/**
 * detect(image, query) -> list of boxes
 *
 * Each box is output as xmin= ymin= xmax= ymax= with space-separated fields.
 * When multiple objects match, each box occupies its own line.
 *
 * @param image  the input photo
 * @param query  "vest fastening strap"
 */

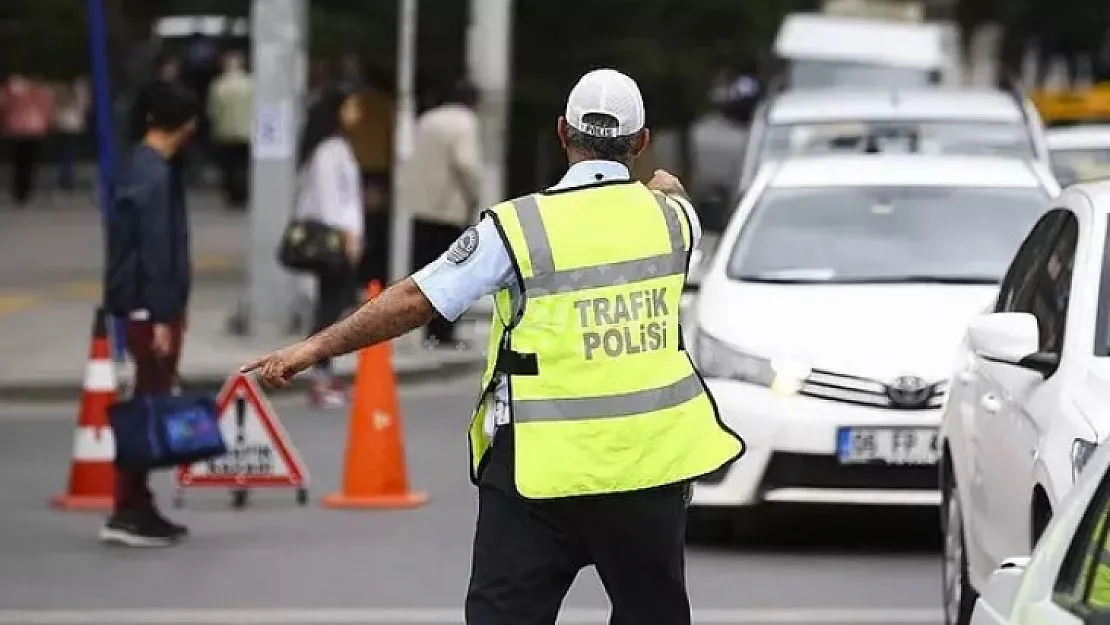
xmin=512 ymin=372 xmax=703 ymax=422
xmin=510 ymin=193 xmax=688 ymax=295
xmin=1101 ymin=550 xmax=1110 ymax=565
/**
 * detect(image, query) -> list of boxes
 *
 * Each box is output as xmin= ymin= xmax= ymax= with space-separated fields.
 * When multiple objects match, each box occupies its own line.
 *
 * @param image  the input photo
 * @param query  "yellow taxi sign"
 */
xmin=1032 ymin=84 xmax=1110 ymax=125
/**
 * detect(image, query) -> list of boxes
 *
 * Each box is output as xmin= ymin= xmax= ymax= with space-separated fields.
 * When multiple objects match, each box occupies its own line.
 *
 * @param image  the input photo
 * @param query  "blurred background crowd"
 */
xmin=2 ymin=0 xmax=1110 ymax=231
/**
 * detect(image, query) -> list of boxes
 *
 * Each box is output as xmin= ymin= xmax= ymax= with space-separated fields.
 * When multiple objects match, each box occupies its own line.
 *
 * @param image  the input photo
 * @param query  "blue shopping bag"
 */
xmin=108 ymin=394 xmax=227 ymax=470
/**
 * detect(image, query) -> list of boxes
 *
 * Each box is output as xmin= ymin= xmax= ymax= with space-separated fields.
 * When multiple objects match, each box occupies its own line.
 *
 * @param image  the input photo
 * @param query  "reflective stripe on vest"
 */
xmin=513 ymin=372 xmax=703 ymax=422
xmin=513 ymin=193 xmax=688 ymax=293
xmin=467 ymin=182 xmax=745 ymax=498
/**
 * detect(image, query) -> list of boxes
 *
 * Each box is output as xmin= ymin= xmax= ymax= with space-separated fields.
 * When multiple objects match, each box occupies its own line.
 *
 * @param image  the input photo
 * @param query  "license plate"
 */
xmin=836 ymin=427 xmax=939 ymax=465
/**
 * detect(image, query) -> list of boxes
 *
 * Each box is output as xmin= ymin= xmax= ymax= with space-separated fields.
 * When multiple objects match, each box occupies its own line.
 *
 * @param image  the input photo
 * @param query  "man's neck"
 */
xmin=567 ymin=153 xmax=630 ymax=168
xmin=143 ymin=134 xmax=176 ymax=159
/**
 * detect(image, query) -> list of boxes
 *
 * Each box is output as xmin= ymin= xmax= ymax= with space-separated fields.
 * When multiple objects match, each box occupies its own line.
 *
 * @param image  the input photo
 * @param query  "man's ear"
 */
xmin=633 ymin=128 xmax=651 ymax=157
xmin=556 ymin=116 xmax=570 ymax=150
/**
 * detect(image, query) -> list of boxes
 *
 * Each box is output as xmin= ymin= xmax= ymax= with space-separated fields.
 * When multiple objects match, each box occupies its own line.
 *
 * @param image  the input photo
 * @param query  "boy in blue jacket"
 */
xmin=103 ymin=82 xmax=197 ymax=547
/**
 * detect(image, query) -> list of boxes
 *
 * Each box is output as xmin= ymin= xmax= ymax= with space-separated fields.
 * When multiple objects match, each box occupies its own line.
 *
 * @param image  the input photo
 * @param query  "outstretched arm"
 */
xmin=308 ymin=277 xmax=436 ymax=360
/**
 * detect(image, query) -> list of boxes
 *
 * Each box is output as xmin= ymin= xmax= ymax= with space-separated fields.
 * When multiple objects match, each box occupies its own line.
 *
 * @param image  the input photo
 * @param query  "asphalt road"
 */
xmin=0 ymin=373 xmax=944 ymax=625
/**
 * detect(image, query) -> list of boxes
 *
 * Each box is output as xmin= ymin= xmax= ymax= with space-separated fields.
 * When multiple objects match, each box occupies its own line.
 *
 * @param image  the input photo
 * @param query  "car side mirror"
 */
xmin=968 ymin=312 xmax=1039 ymax=363
xmin=972 ymin=556 xmax=1029 ymax=622
xmin=968 ymin=312 xmax=1059 ymax=377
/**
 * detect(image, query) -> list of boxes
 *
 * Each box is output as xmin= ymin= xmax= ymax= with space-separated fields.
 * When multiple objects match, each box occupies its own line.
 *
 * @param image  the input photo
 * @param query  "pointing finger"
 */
xmin=240 ymin=357 xmax=267 ymax=374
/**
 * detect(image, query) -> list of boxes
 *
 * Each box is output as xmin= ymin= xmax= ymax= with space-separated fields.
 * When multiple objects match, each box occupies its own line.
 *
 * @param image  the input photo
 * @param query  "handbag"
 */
xmin=108 ymin=393 xmax=227 ymax=470
xmin=277 ymin=218 xmax=348 ymax=274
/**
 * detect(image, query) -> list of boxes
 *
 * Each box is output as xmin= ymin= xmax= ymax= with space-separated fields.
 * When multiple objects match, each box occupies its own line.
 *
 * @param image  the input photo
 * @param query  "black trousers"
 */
xmin=217 ymin=141 xmax=249 ymax=208
xmin=10 ymin=138 xmax=39 ymax=204
xmin=358 ymin=171 xmax=392 ymax=287
xmin=466 ymin=436 xmax=692 ymax=625
xmin=411 ymin=218 xmax=464 ymax=343
xmin=311 ymin=265 xmax=355 ymax=372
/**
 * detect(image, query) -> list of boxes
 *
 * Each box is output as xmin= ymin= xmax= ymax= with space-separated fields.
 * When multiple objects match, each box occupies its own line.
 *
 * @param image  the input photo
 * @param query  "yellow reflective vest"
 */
xmin=468 ymin=180 xmax=745 ymax=498
xmin=1077 ymin=508 xmax=1110 ymax=608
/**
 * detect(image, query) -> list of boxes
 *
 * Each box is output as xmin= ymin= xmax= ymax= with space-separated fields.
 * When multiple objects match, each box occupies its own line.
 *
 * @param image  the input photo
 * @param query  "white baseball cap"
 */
xmin=564 ymin=69 xmax=646 ymax=138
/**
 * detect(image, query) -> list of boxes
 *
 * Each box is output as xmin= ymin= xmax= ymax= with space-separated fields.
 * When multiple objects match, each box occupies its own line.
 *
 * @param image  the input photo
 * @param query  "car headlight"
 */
xmin=693 ymin=331 xmax=810 ymax=395
xmin=1072 ymin=438 xmax=1098 ymax=483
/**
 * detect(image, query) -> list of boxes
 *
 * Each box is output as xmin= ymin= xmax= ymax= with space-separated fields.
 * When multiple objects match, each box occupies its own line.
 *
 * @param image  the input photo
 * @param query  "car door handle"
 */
xmin=980 ymin=394 xmax=1002 ymax=414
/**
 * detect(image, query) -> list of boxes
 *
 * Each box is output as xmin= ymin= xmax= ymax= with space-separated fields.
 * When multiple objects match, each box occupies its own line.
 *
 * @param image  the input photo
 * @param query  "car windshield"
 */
xmin=727 ymin=186 xmax=1047 ymax=284
xmin=761 ymin=121 xmax=1035 ymax=162
xmin=1050 ymin=147 xmax=1110 ymax=184
xmin=787 ymin=59 xmax=932 ymax=88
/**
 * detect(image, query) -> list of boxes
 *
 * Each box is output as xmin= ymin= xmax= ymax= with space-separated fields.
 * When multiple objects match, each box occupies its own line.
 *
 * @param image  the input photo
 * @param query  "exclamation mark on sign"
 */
xmin=235 ymin=395 xmax=247 ymax=479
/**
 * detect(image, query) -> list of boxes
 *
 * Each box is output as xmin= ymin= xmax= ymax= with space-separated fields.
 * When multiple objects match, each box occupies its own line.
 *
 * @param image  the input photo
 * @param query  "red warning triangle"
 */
xmin=175 ymin=374 xmax=309 ymax=488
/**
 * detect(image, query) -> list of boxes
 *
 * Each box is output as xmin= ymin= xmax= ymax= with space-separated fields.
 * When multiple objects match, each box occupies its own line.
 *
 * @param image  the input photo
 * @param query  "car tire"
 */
xmin=942 ymin=479 xmax=978 ymax=625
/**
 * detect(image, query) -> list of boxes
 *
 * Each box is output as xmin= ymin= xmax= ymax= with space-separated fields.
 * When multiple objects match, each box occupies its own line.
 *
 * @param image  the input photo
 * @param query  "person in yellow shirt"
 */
xmin=207 ymin=51 xmax=253 ymax=209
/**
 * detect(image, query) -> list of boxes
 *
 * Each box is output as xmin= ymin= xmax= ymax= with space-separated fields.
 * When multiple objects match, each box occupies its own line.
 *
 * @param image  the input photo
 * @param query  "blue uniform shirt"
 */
xmin=412 ymin=160 xmax=703 ymax=436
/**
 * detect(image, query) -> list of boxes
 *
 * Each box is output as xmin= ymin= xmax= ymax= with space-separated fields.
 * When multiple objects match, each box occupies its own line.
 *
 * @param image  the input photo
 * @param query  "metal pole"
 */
xmin=245 ymin=0 xmax=306 ymax=336
xmin=86 ymin=0 xmax=127 ymax=361
xmin=467 ymin=0 xmax=514 ymax=208
xmin=388 ymin=0 xmax=419 ymax=286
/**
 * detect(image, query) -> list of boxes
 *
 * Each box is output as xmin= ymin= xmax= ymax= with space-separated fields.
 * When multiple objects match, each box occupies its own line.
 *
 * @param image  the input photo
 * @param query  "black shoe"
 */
xmin=149 ymin=509 xmax=189 ymax=540
xmin=98 ymin=510 xmax=179 ymax=547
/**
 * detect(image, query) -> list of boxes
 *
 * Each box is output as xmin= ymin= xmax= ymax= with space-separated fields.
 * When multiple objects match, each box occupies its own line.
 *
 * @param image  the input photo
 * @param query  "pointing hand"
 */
xmin=240 ymin=340 xmax=322 ymax=388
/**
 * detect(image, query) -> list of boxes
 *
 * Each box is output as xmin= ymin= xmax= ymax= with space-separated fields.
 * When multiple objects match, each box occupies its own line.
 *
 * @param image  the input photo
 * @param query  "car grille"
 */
xmin=760 ymin=452 xmax=938 ymax=491
xmin=800 ymin=369 xmax=947 ymax=410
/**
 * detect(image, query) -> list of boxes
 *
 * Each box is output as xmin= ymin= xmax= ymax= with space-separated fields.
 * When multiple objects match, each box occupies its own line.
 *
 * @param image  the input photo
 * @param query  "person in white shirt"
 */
xmin=292 ymin=88 xmax=365 ymax=408
xmin=407 ymin=78 xmax=482 ymax=349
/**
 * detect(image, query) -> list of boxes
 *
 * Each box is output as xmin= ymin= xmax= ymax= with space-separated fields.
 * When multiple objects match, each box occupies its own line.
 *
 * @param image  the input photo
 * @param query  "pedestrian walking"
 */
xmin=0 ymin=73 xmax=54 ymax=205
xmin=242 ymin=68 xmax=745 ymax=624
xmin=101 ymin=82 xmax=198 ymax=547
xmin=208 ymin=51 xmax=253 ymax=209
xmin=291 ymin=87 xmax=364 ymax=409
xmin=408 ymin=78 xmax=482 ymax=350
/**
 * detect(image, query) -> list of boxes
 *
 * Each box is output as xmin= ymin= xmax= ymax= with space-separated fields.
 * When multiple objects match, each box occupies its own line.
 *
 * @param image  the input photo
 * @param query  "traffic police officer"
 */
xmin=243 ymin=68 xmax=745 ymax=625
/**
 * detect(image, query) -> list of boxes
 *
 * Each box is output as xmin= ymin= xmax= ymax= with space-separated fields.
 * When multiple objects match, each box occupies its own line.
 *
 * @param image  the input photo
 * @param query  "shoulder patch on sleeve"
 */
xmin=445 ymin=226 xmax=480 ymax=264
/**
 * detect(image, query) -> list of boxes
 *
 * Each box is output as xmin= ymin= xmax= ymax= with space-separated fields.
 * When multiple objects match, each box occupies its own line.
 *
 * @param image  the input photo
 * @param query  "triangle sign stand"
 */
xmin=174 ymin=373 xmax=310 ymax=509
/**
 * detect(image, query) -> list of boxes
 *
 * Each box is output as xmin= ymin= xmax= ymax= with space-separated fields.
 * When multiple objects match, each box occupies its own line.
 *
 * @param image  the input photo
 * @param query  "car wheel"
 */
xmin=942 ymin=479 xmax=978 ymax=625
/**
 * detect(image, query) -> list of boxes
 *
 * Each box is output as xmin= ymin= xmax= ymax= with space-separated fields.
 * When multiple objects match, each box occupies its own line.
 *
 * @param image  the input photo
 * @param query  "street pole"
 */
xmin=388 ymin=0 xmax=419 ymax=286
xmin=85 ymin=0 xmax=128 ymax=361
xmin=467 ymin=0 xmax=514 ymax=208
xmin=244 ymin=0 xmax=307 ymax=337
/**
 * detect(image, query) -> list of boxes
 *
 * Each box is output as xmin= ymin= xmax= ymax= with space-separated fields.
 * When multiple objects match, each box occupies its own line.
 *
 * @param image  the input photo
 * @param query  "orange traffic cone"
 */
xmin=51 ymin=308 xmax=118 ymax=511
xmin=323 ymin=281 xmax=428 ymax=509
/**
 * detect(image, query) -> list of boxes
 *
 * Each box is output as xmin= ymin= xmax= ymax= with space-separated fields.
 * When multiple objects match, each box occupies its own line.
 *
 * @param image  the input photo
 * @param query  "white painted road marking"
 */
xmin=0 ymin=608 xmax=942 ymax=624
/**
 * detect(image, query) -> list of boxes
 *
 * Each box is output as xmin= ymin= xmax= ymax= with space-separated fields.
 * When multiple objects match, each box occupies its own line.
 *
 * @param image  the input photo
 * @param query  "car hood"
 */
xmin=695 ymin=280 xmax=998 ymax=381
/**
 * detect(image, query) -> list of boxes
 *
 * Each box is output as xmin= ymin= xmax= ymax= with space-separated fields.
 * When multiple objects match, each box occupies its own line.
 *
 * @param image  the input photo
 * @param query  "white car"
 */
xmin=736 ymin=87 xmax=1051 ymax=195
xmin=687 ymin=153 xmax=1059 ymax=538
xmin=967 ymin=418 xmax=1110 ymax=625
xmin=941 ymin=180 xmax=1110 ymax=625
xmin=1046 ymin=125 xmax=1110 ymax=186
